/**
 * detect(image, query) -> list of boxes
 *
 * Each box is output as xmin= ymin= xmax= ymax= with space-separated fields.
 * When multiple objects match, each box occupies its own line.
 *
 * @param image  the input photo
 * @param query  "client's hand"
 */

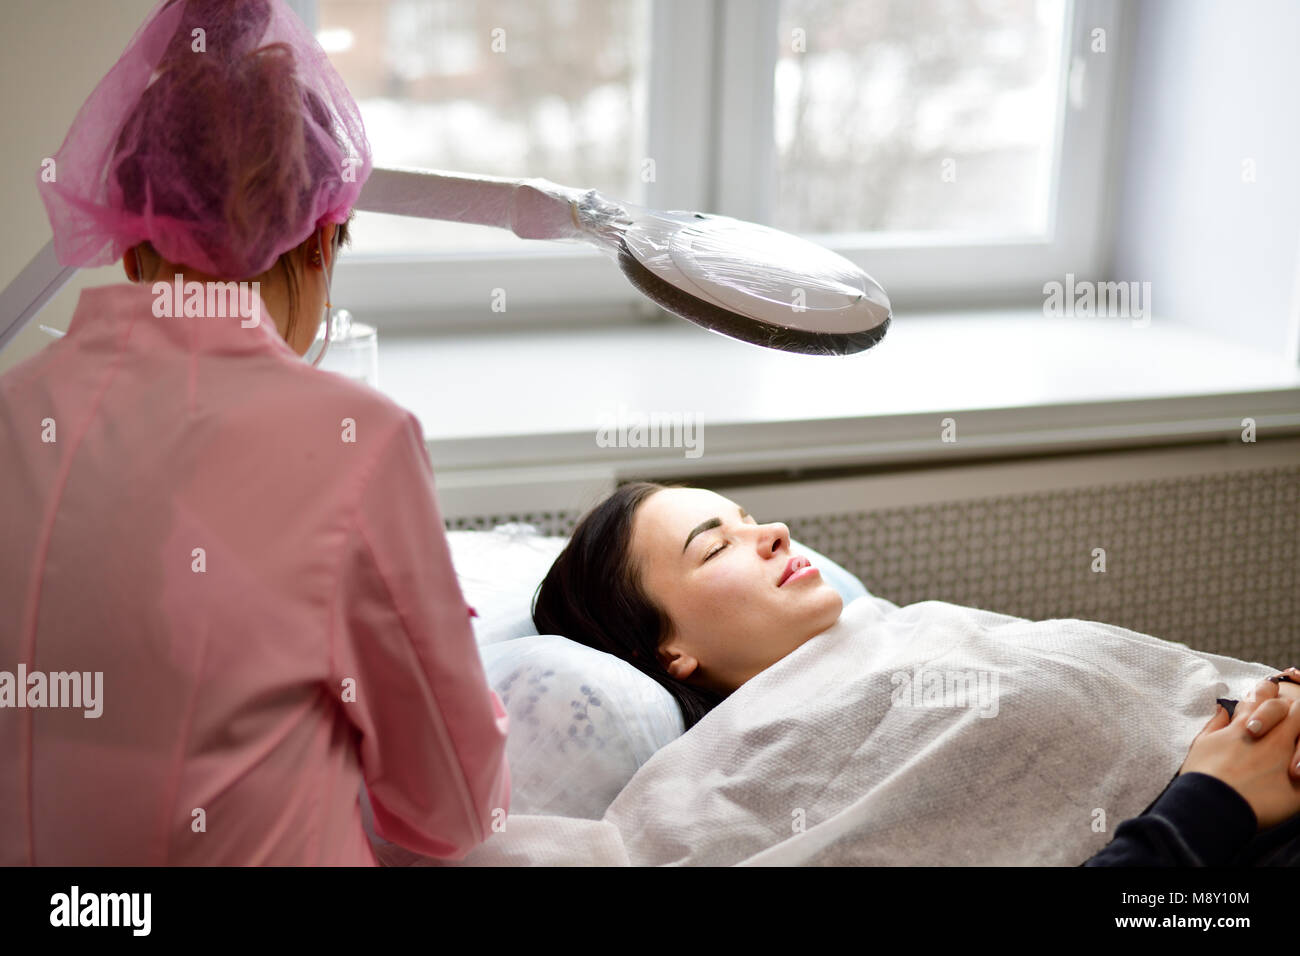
xmin=1178 ymin=676 xmax=1300 ymax=831
xmin=1273 ymin=668 xmax=1300 ymax=705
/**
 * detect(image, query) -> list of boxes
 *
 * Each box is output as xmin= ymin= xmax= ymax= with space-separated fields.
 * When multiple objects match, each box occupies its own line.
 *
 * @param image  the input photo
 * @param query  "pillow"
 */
xmin=446 ymin=524 xmax=567 ymax=645
xmin=479 ymin=635 xmax=684 ymax=819
xmin=446 ymin=523 xmax=875 ymax=818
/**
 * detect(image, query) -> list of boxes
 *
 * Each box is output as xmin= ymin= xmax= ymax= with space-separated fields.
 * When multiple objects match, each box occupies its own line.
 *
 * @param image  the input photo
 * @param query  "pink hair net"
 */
xmin=38 ymin=0 xmax=372 ymax=280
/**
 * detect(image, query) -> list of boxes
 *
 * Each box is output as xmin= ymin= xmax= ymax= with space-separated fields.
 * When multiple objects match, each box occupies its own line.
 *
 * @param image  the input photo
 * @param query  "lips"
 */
xmin=778 ymin=555 xmax=811 ymax=587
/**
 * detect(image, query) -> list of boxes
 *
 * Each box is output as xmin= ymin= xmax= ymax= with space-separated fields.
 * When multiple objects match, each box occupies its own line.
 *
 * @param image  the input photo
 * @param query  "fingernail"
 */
xmin=1247 ymin=719 xmax=1262 ymax=733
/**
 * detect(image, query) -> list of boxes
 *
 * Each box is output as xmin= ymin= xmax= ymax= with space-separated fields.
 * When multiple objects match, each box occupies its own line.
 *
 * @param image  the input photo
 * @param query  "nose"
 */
xmin=758 ymin=521 xmax=790 ymax=555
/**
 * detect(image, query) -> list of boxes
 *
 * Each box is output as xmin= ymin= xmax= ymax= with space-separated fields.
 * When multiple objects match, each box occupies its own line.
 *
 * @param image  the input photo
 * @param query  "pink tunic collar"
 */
xmin=64 ymin=281 xmax=299 ymax=360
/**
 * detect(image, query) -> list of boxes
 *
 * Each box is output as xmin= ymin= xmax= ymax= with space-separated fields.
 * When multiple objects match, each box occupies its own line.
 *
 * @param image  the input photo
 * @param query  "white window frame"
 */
xmin=304 ymin=0 xmax=1129 ymax=331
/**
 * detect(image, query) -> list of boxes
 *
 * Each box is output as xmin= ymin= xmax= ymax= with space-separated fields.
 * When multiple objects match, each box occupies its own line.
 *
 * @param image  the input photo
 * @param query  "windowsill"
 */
xmin=369 ymin=308 xmax=1300 ymax=482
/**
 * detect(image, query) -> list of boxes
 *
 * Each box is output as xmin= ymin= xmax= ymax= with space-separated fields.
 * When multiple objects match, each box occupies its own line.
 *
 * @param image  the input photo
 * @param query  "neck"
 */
xmin=142 ymin=260 xmax=294 ymax=344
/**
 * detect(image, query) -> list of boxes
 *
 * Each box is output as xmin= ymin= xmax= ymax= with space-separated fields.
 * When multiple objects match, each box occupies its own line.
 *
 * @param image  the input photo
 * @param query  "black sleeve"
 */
xmin=1082 ymin=771 xmax=1258 ymax=866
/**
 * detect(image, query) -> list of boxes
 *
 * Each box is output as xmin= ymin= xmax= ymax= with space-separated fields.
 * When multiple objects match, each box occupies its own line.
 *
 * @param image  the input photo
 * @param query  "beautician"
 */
xmin=0 ymin=0 xmax=508 ymax=864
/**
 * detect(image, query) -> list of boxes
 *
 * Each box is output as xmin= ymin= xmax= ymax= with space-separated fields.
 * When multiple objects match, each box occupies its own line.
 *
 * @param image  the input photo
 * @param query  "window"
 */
xmin=315 ymin=0 xmax=651 ymax=256
xmin=770 ymin=0 xmax=1066 ymax=237
xmin=297 ymin=0 xmax=1124 ymax=329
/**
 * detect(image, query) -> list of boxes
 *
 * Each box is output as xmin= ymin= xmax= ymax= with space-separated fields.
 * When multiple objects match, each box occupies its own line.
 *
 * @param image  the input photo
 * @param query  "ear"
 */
xmin=307 ymin=224 xmax=338 ymax=271
xmin=658 ymin=643 xmax=699 ymax=680
xmin=306 ymin=232 xmax=322 ymax=271
xmin=122 ymin=245 xmax=144 ymax=283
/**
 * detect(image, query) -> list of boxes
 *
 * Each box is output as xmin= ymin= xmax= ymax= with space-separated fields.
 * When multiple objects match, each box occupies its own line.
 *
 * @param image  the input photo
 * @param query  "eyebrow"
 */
xmin=682 ymin=506 xmax=749 ymax=554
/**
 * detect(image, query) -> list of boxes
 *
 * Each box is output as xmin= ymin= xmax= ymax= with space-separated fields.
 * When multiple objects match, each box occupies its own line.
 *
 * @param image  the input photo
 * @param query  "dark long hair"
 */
xmin=531 ymin=481 xmax=728 ymax=731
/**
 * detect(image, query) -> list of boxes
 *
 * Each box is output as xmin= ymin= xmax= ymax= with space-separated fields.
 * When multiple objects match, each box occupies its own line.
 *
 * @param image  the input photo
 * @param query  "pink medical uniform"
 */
xmin=0 ymin=282 xmax=509 ymax=864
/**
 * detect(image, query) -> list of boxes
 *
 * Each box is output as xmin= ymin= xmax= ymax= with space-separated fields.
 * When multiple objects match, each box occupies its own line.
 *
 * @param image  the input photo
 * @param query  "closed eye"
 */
xmin=690 ymin=506 xmax=756 ymax=563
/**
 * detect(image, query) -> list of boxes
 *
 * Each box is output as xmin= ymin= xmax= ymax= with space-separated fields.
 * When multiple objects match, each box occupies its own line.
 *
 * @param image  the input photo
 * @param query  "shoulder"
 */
xmin=268 ymin=364 xmax=421 ymax=443
xmin=0 ymin=337 xmax=61 ymax=396
xmin=224 ymin=361 xmax=427 ymax=493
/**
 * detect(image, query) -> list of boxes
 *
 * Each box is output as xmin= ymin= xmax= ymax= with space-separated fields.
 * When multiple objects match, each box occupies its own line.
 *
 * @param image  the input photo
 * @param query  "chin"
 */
xmin=816 ymin=585 xmax=845 ymax=622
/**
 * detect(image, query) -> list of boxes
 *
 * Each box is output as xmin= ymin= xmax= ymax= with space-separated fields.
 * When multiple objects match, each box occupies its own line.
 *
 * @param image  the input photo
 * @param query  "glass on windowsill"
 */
xmin=318 ymin=309 xmax=379 ymax=389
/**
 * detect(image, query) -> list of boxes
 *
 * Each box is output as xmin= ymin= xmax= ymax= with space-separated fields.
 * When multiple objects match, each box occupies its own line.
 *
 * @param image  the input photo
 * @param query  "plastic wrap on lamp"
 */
xmin=574 ymin=199 xmax=892 ymax=356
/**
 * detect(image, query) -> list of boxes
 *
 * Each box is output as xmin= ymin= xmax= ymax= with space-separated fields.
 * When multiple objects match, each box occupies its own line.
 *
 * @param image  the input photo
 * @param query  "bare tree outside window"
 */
xmin=317 ymin=0 xmax=1065 ymax=254
xmin=317 ymin=0 xmax=651 ymax=254
xmin=774 ymin=0 xmax=1066 ymax=236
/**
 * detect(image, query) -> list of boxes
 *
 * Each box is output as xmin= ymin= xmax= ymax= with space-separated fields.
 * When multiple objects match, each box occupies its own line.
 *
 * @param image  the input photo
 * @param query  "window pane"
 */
xmin=316 ymin=0 xmax=652 ymax=254
xmin=773 ymin=0 xmax=1067 ymax=237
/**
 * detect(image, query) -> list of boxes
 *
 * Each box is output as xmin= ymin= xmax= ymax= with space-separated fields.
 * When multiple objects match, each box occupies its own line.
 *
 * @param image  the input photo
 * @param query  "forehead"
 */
xmin=635 ymin=488 xmax=738 ymax=544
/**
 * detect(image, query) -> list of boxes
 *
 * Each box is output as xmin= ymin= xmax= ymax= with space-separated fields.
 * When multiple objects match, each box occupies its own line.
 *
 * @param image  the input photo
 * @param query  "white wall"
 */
xmin=1109 ymin=0 xmax=1300 ymax=363
xmin=0 ymin=0 xmax=157 ymax=377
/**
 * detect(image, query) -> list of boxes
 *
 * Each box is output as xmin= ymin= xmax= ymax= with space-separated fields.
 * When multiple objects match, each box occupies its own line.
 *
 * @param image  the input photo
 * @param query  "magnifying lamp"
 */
xmin=0 ymin=167 xmax=891 ymax=357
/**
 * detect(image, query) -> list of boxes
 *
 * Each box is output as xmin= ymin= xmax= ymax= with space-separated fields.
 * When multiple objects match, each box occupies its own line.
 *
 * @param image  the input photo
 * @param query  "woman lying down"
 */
xmin=525 ymin=482 xmax=1300 ymax=867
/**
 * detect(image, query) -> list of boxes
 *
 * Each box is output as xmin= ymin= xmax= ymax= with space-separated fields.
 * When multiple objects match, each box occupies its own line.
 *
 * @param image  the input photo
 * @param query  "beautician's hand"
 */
xmin=1178 ymin=677 xmax=1300 ymax=830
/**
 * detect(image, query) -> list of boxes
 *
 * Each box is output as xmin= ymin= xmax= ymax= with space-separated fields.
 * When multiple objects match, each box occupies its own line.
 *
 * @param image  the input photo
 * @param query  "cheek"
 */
xmin=694 ymin=561 xmax=767 ymax=610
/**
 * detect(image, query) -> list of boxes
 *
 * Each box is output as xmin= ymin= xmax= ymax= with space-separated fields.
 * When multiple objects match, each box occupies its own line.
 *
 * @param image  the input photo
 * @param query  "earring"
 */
xmin=309 ymin=247 xmax=322 ymax=267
